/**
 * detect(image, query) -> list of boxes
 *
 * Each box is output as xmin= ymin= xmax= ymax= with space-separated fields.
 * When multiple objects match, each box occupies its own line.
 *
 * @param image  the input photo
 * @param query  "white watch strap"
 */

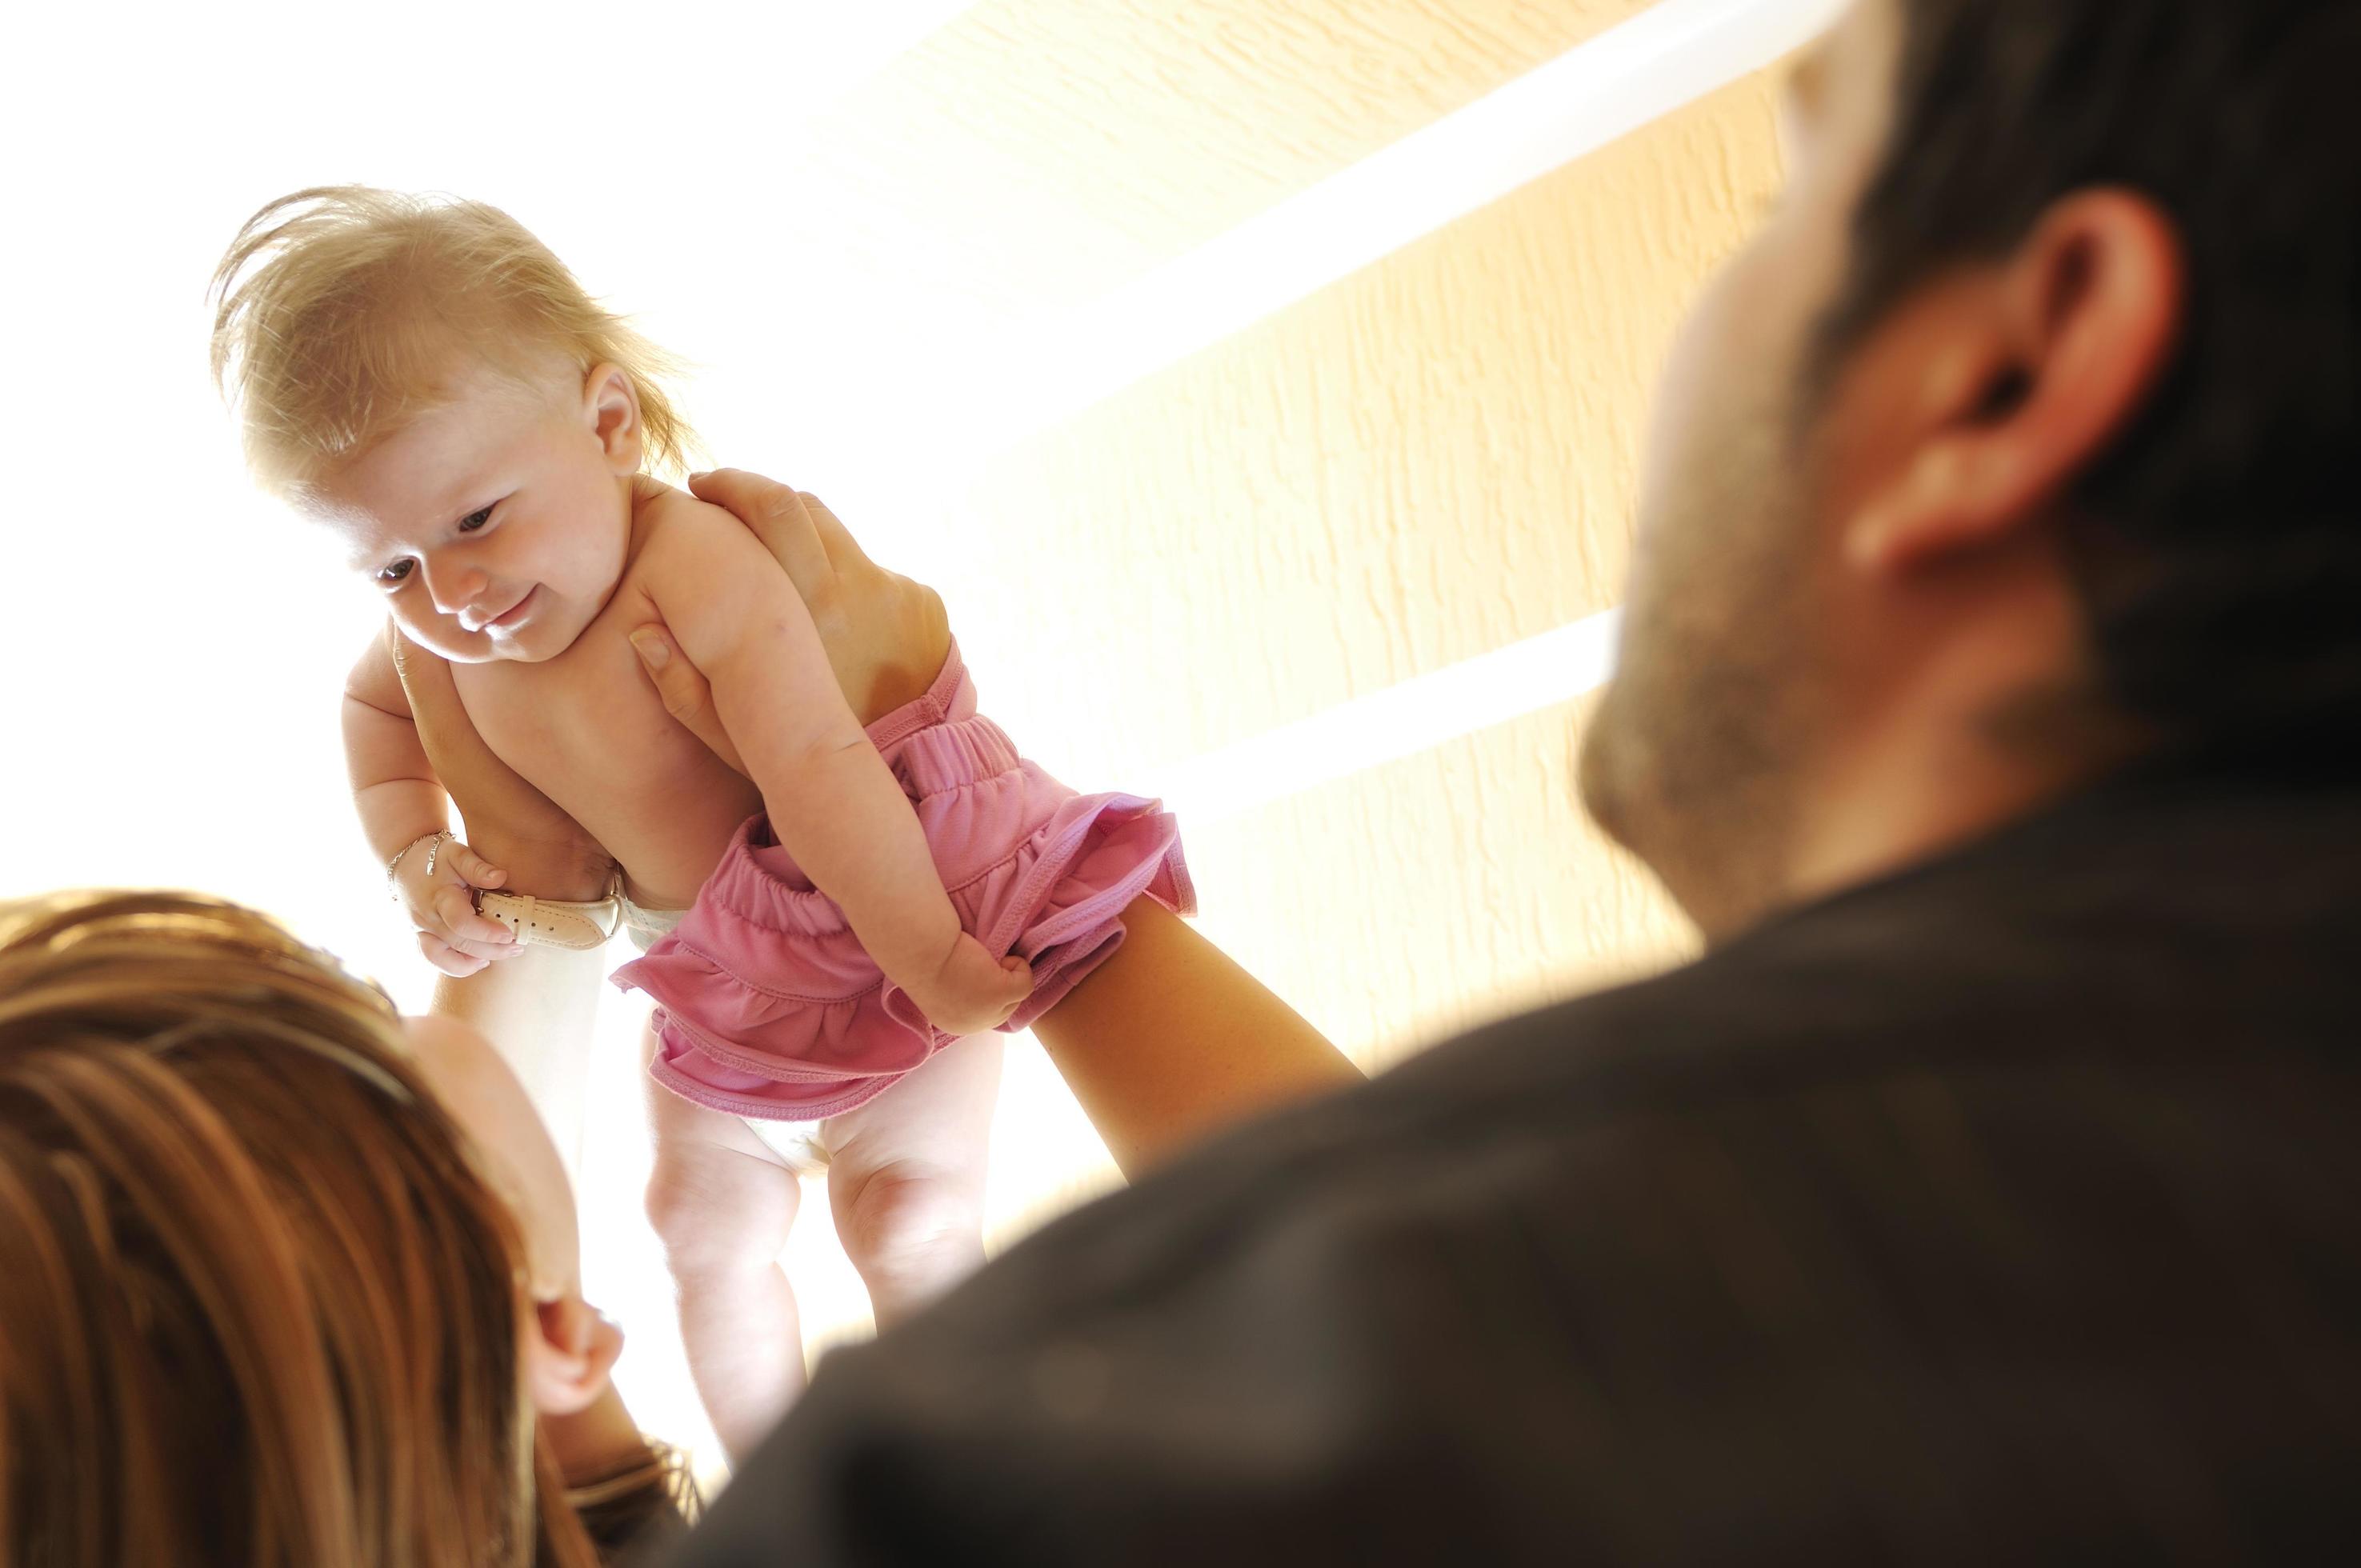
xmin=477 ymin=890 xmax=624 ymax=951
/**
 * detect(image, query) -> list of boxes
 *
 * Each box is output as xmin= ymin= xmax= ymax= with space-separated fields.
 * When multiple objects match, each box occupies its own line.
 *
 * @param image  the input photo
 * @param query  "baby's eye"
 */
xmin=375 ymin=559 xmax=415 ymax=588
xmin=458 ymin=506 xmax=494 ymax=534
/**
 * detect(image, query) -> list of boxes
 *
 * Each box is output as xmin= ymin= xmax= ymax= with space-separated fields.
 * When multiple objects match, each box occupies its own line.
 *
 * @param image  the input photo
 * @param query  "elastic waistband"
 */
xmin=865 ymin=637 xmax=976 ymax=750
xmin=863 ymin=637 xmax=1020 ymax=800
xmin=893 ymin=714 xmax=1022 ymax=799
xmin=693 ymin=816 xmax=842 ymax=938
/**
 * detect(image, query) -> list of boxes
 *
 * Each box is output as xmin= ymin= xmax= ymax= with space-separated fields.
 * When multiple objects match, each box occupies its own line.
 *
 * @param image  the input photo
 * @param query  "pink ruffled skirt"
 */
xmin=614 ymin=642 xmax=1193 ymax=1123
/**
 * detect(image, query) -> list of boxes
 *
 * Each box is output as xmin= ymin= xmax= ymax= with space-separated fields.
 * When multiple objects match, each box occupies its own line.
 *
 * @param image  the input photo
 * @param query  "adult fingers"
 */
xmin=630 ymin=624 xmax=748 ymax=774
xmin=795 ymin=491 xmax=878 ymax=572
xmin=688 ymin=468 xmax=833 ymax=589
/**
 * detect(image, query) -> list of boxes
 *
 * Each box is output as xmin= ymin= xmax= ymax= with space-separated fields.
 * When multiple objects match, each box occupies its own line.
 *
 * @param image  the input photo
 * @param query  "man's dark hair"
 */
xmin=1818 ymin=1 xmax=2361 ymax=747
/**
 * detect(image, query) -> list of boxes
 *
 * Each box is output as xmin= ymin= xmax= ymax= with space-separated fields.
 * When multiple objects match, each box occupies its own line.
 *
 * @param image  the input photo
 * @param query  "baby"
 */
xmin=209 ymin=188 xmax=1191 ymax=1457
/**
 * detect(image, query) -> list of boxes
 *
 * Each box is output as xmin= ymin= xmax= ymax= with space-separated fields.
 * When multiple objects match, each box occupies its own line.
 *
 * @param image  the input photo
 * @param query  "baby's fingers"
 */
xmin=432 ymin=883 xmax=522 ymax=953
xmin=420 ymin=930 xmax=492 ymax=978
xmin=913 ymin=937 xmax=1034 ymax=1036
xmin=960 ymin=938 xmax=1035 ymax=1025
xmin=444 ymin=840 xmax=507 ymax=890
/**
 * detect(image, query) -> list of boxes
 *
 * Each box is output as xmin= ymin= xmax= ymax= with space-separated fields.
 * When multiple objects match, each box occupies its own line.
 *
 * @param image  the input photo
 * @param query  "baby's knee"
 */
xmin=644 ymin=1153 xmax=796 ymax=1274
xmin=833 ymin=1162 xmax=982 ymax=1279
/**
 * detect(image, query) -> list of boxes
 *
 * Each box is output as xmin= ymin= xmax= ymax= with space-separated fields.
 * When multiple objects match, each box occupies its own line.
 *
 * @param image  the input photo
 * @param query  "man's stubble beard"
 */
xmin=1578 ymin=376 xmax=1831 ymax=942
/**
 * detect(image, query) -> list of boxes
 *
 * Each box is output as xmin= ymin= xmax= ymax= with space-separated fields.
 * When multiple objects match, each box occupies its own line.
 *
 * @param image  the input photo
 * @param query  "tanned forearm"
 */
xmin=1034 ymin=898 xmax=1363 ymax=1177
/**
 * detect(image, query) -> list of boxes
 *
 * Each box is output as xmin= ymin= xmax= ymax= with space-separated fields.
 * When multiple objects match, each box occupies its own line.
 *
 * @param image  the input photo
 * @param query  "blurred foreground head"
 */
xmin=0 ymin=890 xmax=627 ymax=1566
xmin=1583 ymin=0 xmax=2361 ymax=933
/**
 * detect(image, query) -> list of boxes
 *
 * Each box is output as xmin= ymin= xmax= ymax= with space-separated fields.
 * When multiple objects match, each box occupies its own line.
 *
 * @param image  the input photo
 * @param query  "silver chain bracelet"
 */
xmin=385 ymin=830 xmax=454 ymax=900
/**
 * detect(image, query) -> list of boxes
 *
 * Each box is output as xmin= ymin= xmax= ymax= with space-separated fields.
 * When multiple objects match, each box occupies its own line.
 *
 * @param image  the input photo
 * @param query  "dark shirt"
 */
xmin=673 ymin=758 xmax=2361 ymax=1563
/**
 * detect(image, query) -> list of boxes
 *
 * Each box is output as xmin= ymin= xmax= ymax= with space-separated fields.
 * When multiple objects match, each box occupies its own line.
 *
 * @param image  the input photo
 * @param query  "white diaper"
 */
xmin=478 ymin=879 xmax=832 ymax=1174
xmin=626 ymin=898 xmax=831 ymax=1178
xmin=743 ymin=1117 xmax=831 ymax=1175
xmin=618 ymin=891 xmax=685 ymax=955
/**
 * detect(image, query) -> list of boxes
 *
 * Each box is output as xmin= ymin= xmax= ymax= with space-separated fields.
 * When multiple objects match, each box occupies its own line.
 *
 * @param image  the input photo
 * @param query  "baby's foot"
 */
xmin=911 ymin=932 xmax=1034 ymax=1036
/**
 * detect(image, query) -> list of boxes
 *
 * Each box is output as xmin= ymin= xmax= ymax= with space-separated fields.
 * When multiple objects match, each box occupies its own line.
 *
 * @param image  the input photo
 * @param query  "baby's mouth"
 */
xmin=471 ymin=587 xmax=539 ymax=635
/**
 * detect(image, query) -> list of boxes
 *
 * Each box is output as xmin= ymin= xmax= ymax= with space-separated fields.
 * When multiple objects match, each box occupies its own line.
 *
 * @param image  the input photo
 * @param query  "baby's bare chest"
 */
xmin=451 ymin=613 xmax=760 ymax=906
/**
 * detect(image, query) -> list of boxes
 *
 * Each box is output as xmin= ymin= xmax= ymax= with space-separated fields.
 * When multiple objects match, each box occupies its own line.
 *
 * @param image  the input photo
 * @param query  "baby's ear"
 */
xmin=526 ymin=1293 xmax=624 ymax=1417
xmin=583 ymin=362 xmax=645 ymax=474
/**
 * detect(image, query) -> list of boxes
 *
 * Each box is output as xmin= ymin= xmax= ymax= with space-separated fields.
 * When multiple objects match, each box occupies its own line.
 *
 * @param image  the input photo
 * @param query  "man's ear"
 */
xmin=1847 ymin=189 xmax=2185 ymax=574
xmin=526 ymin=1293 xmax=625 ymax=1418
xmin=583 ymin=362 xmax=645 ymax=475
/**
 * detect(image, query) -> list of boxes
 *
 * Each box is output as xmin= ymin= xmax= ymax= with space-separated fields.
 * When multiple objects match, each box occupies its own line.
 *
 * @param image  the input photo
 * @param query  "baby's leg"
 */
xmin=823 ymin=1034 xmax=1006 ymax=1327
xmin=642 ymin=1025 xmax=806 ymax=1462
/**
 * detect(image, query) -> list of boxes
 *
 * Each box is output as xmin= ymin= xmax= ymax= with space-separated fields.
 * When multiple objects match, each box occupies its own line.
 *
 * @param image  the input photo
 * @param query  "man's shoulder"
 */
xmin=695 ymin=946 xmax=2361 ymax=1562
xmin=680 ymin=773 xmax=2361 ymax=1563
xmin=889 ymin=762 xmax=2361 ymax=1328
xmin=1013 ymin=762 xmax=2361 ymax=1290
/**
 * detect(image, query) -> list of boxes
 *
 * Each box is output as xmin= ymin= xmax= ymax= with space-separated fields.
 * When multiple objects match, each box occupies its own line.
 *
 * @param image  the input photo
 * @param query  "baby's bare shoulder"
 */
xmin=631 ymin=482 xmax=754 ymax=563
xmin=626 ymin=481 xmax=783 ymax=610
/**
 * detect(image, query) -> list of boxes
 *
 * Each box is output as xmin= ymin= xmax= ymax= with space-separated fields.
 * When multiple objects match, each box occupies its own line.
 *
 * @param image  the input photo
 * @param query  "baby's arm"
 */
xmin=344 ymin=626 xmax=523 ymax=976
xmin=638 ymin=499 xmax=1030 ymax=1034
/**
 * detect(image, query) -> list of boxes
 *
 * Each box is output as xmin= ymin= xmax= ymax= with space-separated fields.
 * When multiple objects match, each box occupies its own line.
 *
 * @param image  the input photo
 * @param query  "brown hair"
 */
xmin=0 ymin=890 xmax=679 ymax=1565
xmin=208 ymin=186 xmax=698 ymax=495
xmin=1815 ymin=0 xmax=2361 ymax=749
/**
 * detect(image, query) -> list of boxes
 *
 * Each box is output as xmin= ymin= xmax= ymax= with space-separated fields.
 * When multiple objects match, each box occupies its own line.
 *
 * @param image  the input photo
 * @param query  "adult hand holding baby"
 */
xmin=627 ymin=470 xmax=950 ymax=748
xmin=629 ymin=466 xmax=1358 ymax=1178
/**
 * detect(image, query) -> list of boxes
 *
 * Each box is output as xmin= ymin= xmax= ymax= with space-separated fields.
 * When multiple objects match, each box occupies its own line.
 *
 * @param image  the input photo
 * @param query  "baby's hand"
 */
xmin=393 ymin=832 xmax=523 ymax=978
xmin=910 ymin=934 xmax=1034 ymax=1037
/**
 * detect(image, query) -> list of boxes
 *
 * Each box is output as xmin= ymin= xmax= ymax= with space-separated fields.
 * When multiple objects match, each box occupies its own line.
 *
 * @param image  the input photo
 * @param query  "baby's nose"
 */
xmin=422 ymin=555 xmax=488 ymax=617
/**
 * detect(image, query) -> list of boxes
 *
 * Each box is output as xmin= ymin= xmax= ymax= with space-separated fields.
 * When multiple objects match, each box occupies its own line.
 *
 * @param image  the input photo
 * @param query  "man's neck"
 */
xmin=1756 ymin=705 xmax=2148 ymax=944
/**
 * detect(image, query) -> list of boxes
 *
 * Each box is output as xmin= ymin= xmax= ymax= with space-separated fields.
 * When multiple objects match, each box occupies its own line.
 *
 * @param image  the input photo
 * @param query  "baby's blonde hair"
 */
xmin=209 ymin=186 xmax=696 ymax=495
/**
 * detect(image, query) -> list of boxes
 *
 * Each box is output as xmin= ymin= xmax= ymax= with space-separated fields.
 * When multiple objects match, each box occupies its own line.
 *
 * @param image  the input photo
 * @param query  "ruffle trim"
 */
xmin=618 ymin=794 xmax=1191 ymax=1122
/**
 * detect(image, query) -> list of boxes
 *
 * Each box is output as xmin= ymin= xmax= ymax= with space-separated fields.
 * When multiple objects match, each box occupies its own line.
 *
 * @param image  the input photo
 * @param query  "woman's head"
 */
xmin=209 ymin=187 xmax=698 ymax=665
xmin=0 ymin=890 xmax=633 ymax=1565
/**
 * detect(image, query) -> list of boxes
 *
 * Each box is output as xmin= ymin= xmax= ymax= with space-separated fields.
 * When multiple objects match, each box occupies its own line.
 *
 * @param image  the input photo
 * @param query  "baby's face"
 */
xmin=305 ymin=361 xmax=635 ymax=664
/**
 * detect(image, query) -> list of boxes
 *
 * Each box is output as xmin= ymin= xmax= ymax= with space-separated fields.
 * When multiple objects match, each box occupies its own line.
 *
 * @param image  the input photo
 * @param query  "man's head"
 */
xmin=209 ymin=187 xmax=696 ymax=662
xmin=1582 ymin=0 xmax=2361 ymax=936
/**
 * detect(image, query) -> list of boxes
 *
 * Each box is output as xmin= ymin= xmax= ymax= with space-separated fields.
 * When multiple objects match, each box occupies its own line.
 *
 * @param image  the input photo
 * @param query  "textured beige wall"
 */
xmin=796 ymin=0 xmax=1663 ymax=315
xmin=946 ymin=73 xmax=1788 ymax=1226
